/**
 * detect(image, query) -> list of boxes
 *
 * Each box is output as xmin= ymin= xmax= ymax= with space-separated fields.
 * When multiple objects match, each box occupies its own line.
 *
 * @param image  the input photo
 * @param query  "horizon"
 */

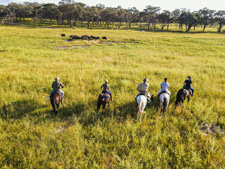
xmin=0 ymin=0 xmax=225 ymax=11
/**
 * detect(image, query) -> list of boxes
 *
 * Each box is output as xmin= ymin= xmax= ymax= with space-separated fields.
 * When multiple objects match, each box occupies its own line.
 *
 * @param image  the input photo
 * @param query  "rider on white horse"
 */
xmin=157 ymin=78 xmax=171 ymax=98
xmin=136 ymin=78 xmax=151 ymax=101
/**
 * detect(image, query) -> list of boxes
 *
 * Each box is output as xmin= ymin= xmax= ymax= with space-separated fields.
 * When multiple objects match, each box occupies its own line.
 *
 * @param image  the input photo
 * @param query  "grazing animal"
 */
xmin=102 ymin=36 xmax=107 ymax=40
xmin=136 ymin=94 xmax=153 ymax=122
xmin=60 ymin=34 xmax=66 ymax=38
xmin=89 ymin=35 xmax=94 ymax=40
xmin=50 ymin=91 xmax=63 ymax=117
xmin=97 ymin=93 xmax=111 ymax=111
xmin=159 ymin=93 xmax=170 ymax=115
xmin=175 ymin=88 xmax=191 ymax=107
xmin=81 ymin=35 xmax=89 ymax=40
xmin=72 ymin=35 xmax=82 ymax=39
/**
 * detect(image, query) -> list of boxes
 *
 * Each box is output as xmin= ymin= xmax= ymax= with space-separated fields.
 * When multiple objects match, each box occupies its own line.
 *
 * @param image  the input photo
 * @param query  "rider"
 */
xmin=101 ymin=80 xmax=112 ymax=100
xmin=183 ymin=76 xmax=194 ymax=96
xmin=157 ymin=78 xmax=171 ymax=97
xmin=50 ymin=77 xmax=64 ymax=99
xmin=136 ymin=78 xmax=151 ymax=100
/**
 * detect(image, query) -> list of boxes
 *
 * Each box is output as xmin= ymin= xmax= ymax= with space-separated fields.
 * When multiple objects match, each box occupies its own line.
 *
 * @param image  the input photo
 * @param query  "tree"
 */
xmin=59 ymin=0 xmax=76 ymax=27
xmin=199 ymin=8 xmax=215 ymax=32
xmin=215 ymin=10 xmax=225 ymax=32
xmin=143 ymin=5 xmax=160 ymax=30
xmin=0 ymin=5 xmax=7 ymax=17
xmin=158 ymin=10 xmax=171 ymax=30
xmin=42 ymin=3 xmax=59 ymax=24
xmin=101 ymin=7 xmax=118 ymax=28
xmin=125 ymin=7 xmax=139 ymax=29
xmin=6 ymin=3 xmax=21 ymax=22
xmin=171 ymin=9 xmax=181 ymax=28
xmin=179 ymin=11 xmax=198 ymax=32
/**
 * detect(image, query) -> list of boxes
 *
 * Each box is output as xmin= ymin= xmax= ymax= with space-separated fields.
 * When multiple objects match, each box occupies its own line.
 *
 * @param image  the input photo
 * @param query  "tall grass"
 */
xmin=0 ymin=25 xmax=224 ymax=168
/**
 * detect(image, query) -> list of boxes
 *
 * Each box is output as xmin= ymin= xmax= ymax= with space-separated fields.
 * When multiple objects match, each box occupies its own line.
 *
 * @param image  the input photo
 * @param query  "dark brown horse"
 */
xmin=97 ymin=93 xmax=111 ymax=111
xmin=175 ymin=88 xmax=191 ymax=107
xmin=50 ymin=92 xmax=63 ymax=116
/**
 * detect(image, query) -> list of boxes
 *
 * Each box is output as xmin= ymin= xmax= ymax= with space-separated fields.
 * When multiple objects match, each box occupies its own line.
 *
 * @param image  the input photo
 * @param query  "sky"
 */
xmin=1 ymin=0 xmax=225 ymax=11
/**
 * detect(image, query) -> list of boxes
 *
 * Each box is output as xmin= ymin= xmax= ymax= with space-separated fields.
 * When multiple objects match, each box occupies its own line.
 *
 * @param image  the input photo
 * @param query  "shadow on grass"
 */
xmin=0 ymin=99 xmax=48 ymax=120
xmin=1 ymin=22 xmax=224 ymax=35
xmin=0 ymin=94 xmax=176 ymax=127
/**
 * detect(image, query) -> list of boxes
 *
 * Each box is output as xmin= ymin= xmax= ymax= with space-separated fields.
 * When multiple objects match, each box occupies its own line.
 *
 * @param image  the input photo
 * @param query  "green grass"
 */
xmin=0 ymin=25 xmax=225 ymax=168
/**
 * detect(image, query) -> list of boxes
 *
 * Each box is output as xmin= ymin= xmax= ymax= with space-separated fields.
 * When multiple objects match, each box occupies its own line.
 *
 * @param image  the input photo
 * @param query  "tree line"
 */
xmin=0 ymin=0 xmax=225 ymax=32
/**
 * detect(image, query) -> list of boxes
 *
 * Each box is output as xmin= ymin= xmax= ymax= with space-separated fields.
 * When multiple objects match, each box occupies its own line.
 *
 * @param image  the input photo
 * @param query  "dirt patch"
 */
xmin=56 ymin=45 xmax=90 ymax=49
xmin=99 ymin=41 xmax=138 ymax=44
xmin=43 ymin=27 xmax=59 ymax=29
xmin=57 ymin=41 xmax=138 ymax=49
xmin=198 ymin=122 xmax=224 ymax=136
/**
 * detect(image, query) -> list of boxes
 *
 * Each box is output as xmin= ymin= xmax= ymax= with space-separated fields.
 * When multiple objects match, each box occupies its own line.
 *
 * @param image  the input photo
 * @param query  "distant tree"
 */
xmin=34 ymin=5 xmax=43 ymax=24
xmin=116 ymin=6 xmax=126 ymax=29
xmin=0 ymin=5 xmax=7 ymax=17
xmin=199 ymin=8 xmax=215 ymax=32
xmin=101 ymin=7 xmax=118 ymax=28
xmin=42 ymin=3 xmax=59 ymax=24
xmin=143 ymin=5 xmax=160 ymax=30
xmin=6 ymin=3 xmax=20 ymax=22
xmin=125 ymin=7 xmax=139 ymax=29
xmin=215 ymin=10 xmax=225 ymax=32
xmin=179 ymin=11 xmax=199 ymax=32
xmin=73 ymin=2 xmax=86 ymax=27
xmin=84 ymin=6 xmax=101 ymax=28
xmin=158 ymin=10 xmax=171 ymax=30
xmin=59 ymin=0 xmax=76 ymax=27
xmin=95 ymin=4 xmax=105 ymax=27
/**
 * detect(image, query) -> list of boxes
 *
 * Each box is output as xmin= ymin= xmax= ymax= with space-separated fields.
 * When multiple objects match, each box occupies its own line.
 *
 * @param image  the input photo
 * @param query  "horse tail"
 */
xmin=97 ymin=94 xmax=101 ymax=109
xmin=137 ymin=96 xmax=144 ymax=113
xmin=50 ymin=94 xmax=57 ymax=113
xmin=163 ymin=97 xmax=168 ymax=112
xmin=175 ymin=93 xmax=180 ymax=106
xmin=54 ymin=97 xmax=58 ymax=112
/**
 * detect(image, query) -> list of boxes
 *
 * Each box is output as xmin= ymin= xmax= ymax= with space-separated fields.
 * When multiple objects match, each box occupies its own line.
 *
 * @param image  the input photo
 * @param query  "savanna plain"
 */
xmin=0 ymin=25 xmax=225 ymax=168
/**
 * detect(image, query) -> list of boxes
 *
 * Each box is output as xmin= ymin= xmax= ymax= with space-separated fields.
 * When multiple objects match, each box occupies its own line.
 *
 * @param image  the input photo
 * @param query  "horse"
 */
xmin=97 ymin=93 xmax=111 ymax=111
xmin=50 ymin=91 xmax=63 ymax=116
xmin=136 ymin=94 xmax=154 ymax=122
xmin=159 ymin=93 xmax=170 ymax=115
xmin=175 ymin=88 xmax=191 ymax=108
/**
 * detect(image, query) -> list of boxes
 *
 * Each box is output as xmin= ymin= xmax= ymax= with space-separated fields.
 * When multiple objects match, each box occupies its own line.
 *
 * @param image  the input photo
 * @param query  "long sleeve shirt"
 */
xmin=52 ymin=81 xmax=64 ymax=90
xmin=101 ymin=83 xmax=109 ymax=92
xmin=137 ymin=82 xmax=149 ymax=92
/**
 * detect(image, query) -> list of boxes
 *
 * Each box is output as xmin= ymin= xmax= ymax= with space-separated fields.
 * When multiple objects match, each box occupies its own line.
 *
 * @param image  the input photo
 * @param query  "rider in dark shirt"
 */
xmin=183 ymin=76 xmax=194 ymax=96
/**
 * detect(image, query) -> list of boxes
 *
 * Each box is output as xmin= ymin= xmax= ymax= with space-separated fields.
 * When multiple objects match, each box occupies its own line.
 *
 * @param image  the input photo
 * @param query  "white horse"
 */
xmin=136 ymin=95 xmax=148 ymax=122
xmin=159 ymin=93 xmax=170 ymax=115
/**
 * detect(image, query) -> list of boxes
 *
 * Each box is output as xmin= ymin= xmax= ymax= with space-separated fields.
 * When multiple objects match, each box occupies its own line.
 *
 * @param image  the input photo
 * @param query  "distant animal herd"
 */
xmin=60 ymin=34 xmax=107 ymax=40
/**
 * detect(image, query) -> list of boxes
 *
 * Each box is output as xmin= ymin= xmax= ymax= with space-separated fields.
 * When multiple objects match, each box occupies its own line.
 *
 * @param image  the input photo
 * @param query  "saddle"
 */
xmin=183 ymin=87 xmax=192 ymax=96
xmin=158 ymin=91 xmax=170 ymax=97
xmin=52 ymin=91 xmax=62 ymax=95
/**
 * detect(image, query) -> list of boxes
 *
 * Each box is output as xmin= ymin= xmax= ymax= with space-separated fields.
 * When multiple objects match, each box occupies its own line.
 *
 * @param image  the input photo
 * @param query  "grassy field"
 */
xmin=0 ymin=25 xmax=225 ymax=168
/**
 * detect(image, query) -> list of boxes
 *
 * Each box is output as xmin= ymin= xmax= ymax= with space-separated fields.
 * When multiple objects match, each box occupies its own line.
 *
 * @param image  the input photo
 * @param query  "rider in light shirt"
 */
xmin=157 ymin=78 xmax=171 ymax=97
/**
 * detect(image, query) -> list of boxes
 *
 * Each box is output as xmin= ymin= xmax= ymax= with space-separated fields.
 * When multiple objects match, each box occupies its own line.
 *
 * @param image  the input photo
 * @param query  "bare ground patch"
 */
xmin=198 ymin=122 xmax=224 ymax=136
xmin=57 ymin=41 xmax=138 ymax=49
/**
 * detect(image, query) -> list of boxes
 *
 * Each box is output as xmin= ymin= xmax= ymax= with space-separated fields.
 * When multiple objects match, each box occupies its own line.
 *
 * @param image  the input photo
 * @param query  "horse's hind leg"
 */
xmin=139 ymin=113 xmax=142 ymax=122
xmin=187 ymin=96 xmax=190 ymax=103
xmin=103 ymin=103 xmax=106 ymax=110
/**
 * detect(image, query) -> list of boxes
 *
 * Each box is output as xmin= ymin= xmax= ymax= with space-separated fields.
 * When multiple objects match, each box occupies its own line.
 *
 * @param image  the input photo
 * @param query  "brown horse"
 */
xmin=97 ymin=93 xmax=111 ymax=111
xmin=175 ymin=88 xmax=191 ymax=107
xmin=50 ymin=92 xmax=63 ymax=116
